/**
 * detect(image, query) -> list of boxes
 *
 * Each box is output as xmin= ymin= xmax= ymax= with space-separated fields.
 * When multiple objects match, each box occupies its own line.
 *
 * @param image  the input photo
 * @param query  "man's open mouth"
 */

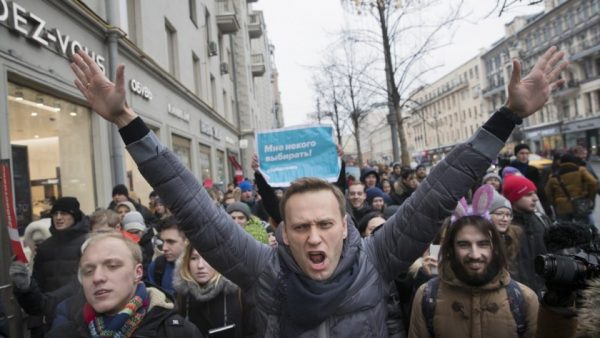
xmin=308 ymin=252 xmax=326 ymax=264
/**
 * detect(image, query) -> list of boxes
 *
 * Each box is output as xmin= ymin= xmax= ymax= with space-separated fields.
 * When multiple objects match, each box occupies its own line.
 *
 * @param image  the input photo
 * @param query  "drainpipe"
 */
xmin=106 ymin=0 xmax=125 ymax=186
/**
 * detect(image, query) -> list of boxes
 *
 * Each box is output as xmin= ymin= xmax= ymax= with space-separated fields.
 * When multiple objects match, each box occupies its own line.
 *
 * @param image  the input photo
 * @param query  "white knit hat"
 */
xmin=122 ymin=211 xmax=146 ymax=233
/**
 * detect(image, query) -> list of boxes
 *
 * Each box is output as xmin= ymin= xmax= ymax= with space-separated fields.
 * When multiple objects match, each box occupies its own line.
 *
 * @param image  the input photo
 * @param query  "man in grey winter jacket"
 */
xmin=70 ymin=46 xmax=567 ymax=337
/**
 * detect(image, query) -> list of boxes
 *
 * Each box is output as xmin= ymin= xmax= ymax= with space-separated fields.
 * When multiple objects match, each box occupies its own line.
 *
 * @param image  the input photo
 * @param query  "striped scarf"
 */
xmin=83 ymin=283 xmax=149 ymax=338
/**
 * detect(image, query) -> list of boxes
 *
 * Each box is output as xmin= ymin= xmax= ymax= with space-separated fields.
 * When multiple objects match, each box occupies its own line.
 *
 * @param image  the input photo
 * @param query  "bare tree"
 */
xmin=341 ymin=0 xmax=464 ymax=166
xmin=491 ymin=0 xmax=544 ymax=17
xmin=311 ymin=66 xmax=345 ymax=146
xmin=312 ymin=32 xmax=379 ymax=166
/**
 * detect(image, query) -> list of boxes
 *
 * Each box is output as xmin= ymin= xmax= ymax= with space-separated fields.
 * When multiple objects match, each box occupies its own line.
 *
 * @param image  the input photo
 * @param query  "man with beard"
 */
xmin=415 ymin=164 xmax=428 ymax=183
xmin=408 ymin=216 xmax=539 ymax=338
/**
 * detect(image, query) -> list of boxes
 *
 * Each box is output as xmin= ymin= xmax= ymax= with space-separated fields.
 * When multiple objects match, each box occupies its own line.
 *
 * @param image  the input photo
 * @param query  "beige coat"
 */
xmin=409 ymin=266 xmax=539 ymax=338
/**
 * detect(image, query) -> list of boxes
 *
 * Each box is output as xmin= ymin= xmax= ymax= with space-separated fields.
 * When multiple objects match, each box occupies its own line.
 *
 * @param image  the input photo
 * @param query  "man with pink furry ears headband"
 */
xmin=70 ymin=45 xmax=565 ymax=337
xmin=409 ymin=184 xmax=539 ymax=338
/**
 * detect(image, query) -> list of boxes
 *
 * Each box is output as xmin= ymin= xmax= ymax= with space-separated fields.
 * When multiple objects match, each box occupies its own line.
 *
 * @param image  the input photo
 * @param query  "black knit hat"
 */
xmin=513 ymin=143 xmax=530 ymax=155
xmin=50 ymin=197 xmax=82 ymax=223
xmin=112 ymin=184 xmax=129 ymax=197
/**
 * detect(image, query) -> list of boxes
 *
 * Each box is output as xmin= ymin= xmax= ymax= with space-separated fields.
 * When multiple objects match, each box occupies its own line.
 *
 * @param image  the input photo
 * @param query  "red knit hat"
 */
xmin=502 ymin=175 xmax=537 ymax=203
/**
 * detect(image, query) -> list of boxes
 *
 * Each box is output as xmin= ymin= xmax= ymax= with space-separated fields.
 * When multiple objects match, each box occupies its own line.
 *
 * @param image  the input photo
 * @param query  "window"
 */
xmin=205 ymin=8 xmax=212 ymax=47
xmin=7 ymin=83 xmax=95 ymax=228
xmin=198 ymin=144 xmax=212 ymax=180
xmin=216 ymin=150 xmax=226 ymax=185
xmin=189 ymin=0 xmax=198 ymax=26
xmin=165 ymin=19 xmax=179 ymax=78
xmin=172 ymin=135 xmax=192 ymax=170
xmin=192 ymin=52 xmax=201 ymax=97
xmin=126 ymin=0 xmax=138 ymax=43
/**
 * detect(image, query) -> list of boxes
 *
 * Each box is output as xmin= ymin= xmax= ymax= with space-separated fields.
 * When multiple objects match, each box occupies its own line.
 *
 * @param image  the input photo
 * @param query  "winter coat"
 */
xmin=32 ymin=217 xmax=89 ymax=293
xmin=409 ymin=265 xmax=539 ymax=338
xmin=511 ymin=211 xmax=550 ymax=297
xmin=46 ymin=286 xmax=201 ymax=338
xmin=124 ymin=117 xmax=505 ymax=337
xmin=173 ymin=258 xmax=243 ymax=337
xmin=544 ymin=163 xmax=597 ymax=218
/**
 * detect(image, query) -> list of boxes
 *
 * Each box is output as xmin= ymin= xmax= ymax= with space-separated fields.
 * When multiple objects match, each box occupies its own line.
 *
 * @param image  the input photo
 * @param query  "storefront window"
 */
xmin=199 ymin=144 xmax=212 ymax=180
xmin=216 ymin=149 xmax=226 ymax=187
xmin=8 ymin=82 xmax=95 ymax=229
xmin=172 ymin=134 xmax=192 ymax=170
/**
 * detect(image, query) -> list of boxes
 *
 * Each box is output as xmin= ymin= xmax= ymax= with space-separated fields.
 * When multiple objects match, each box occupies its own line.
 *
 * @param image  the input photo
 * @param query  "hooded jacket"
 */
xmin=544 ymin=162 xmax=597 ymax=218
xmin=409 ymin=261 xmax=539 ymax=338
xmin=46 ymin=286 xmax=201 ymax=338
xmin=511 ymin=211 xmax=550 ymax=296
xmin=122 ymin=113 xmax=508 ymax=337
xmin=173 ymin=257 xmax=243 ymax=337
xmin=32 ymin=217 xmax=89 ymax=293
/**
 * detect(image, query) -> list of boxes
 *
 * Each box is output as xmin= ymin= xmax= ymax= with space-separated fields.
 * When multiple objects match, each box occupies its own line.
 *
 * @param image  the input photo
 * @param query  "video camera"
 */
xmin=535 ymin=221 xmax=600 ymax=288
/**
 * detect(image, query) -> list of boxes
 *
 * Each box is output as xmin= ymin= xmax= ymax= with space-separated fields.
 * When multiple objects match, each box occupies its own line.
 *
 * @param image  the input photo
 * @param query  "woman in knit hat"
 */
xmin=482 ymin=171 xmax=502 ymax=192
xmin=488 ymin=190 xmax=522 ymax=277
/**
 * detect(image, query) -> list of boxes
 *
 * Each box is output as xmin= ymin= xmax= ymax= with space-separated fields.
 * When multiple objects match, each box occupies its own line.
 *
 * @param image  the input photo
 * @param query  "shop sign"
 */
xmin=130 ymin=79 xmax=152 ymax=100
xmin=0 ymin=0 xmax=106 ymax=73
xmin=200 ymin=121 xmax=213 ymax=136
xmin=525 ymin=126 xmax=560 ymax=139
xmin=167 ymin=103 xmax=189 ymax=122
xmin=562 ymin=117 xmax=600 ymax=133
xmin=200 ymin=121 xmax=222 ymax=141
xmin=225 ymin=136 xmax=235 ymax=147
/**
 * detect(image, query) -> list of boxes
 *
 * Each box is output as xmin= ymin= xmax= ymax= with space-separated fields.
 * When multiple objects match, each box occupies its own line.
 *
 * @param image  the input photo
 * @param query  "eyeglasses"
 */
xmin=491 ymin=212 xmax=513 ymax=220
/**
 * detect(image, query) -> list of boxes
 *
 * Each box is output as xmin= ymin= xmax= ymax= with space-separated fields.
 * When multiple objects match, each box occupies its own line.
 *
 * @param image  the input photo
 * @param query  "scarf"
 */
xmin=83 ymin=283 xmax=150 ymax=338
xmin=279 ymin=255 xmax=359 ymax=336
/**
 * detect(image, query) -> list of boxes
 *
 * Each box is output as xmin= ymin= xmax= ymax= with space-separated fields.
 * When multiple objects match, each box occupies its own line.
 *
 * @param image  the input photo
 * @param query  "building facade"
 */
xmin=0 ymin=1 xmax=280 ymax=332
xmin=405 ymin=0 xmax=600 ymax=163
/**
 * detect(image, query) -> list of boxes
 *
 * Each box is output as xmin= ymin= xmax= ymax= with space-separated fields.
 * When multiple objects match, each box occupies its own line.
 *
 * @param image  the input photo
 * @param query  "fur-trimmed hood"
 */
xmin=577 ymin=277 xmax=600 ymax=337
xmin=172 ymin=254 xmax=239 ymax=302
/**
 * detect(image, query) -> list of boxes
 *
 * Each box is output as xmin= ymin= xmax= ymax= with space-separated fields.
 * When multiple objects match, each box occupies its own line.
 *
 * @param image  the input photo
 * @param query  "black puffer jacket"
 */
xmin=512 ymin=210 xmax=550 ymax=297
xmin=32 ymin=217 xmax=89 ymax=293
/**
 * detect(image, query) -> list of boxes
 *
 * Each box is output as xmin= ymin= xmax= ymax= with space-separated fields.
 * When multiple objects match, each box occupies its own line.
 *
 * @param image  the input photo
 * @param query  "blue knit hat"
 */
xmin=366 ymin=187 xmax=385 ymax=205
xmin=238 ymin=181 xmax=253 ymax=193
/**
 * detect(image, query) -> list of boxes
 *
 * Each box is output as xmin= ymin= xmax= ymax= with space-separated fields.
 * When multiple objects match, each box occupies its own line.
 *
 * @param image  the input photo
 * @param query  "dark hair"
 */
xmin=157 ymin=216 xmax=179 ymax=232
xmin=439 ymin=215 xmax=508 ymax=277
xmin=357 ymin=211 xmax=385 ymax=236
xmin=400 ymin=169 xmax=416 ymax=180
xmin=280 ymin=177 xmax=346 ymax=224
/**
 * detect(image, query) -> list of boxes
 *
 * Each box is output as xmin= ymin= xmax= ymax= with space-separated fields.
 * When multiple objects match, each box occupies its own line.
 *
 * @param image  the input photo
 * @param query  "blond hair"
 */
xmin=78 ymin=232 xmax=142 ymax=282
xmin=179 ymin=244 xmax=221 ymax=285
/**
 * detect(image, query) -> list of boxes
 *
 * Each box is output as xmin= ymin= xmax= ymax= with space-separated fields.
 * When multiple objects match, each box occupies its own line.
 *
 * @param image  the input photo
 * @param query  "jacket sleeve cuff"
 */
xmin=119 ymin=116 xmax=151 ymax=145
xmin=467 ymin=126 xmax=506 ymax=161
xmin=482 ymin=109 xmax=517 ymax=143
xmin=125 ymin=130 xmax=165 ymax=164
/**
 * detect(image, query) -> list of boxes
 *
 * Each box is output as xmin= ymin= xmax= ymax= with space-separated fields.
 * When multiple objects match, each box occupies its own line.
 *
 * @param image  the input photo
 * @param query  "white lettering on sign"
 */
xmin=167 ymin=103 xmax=190 ymax=122
xmin=0 ymin=1 xmax=106 ymax=74
xmin=130 ymin=79 xmax=153 ymax=100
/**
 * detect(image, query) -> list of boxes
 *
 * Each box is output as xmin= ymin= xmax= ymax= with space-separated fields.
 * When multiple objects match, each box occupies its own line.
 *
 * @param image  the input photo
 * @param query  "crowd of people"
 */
xmin=2 ymin=46 xmax=599 ymax=338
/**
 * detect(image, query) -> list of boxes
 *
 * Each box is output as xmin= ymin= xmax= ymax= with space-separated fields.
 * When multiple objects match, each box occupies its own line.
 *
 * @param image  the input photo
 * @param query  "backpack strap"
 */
xmin=421 ymin=277 xmax=440 ymax=338
xmin=153 ymin=255 xmax=167 ymax=286
xmin=505 ymin=279 xmax=527 ymax=338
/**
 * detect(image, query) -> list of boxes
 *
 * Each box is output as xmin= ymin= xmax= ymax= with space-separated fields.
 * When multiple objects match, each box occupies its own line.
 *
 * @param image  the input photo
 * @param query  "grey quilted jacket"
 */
xmin=126 ymin=124 xmax=504 ymax=337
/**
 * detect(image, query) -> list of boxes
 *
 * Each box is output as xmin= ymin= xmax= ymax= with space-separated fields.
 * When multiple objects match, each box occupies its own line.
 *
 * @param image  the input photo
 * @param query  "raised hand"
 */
xmin=506 ymin=46 xmax=568 ymax=118
xmin=70 ymin=50 xmax=137 ymax=128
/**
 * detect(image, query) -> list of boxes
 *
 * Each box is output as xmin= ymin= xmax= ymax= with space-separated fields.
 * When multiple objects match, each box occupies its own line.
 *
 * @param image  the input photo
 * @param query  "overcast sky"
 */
xmin=254 ymin=0 xmax=545 ymax=127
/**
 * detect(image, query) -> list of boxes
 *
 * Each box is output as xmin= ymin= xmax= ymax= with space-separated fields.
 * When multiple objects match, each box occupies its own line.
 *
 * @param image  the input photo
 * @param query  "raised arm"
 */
xmin=368 ymin=46 xmax=568 ymax=281
xmin=70 ymin=51 xmax=275 ymax=290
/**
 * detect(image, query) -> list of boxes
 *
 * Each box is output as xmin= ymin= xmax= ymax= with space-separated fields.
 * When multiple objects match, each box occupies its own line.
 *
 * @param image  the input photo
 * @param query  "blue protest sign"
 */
xmin=256 ymin=125 xmax=340 ymax=187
